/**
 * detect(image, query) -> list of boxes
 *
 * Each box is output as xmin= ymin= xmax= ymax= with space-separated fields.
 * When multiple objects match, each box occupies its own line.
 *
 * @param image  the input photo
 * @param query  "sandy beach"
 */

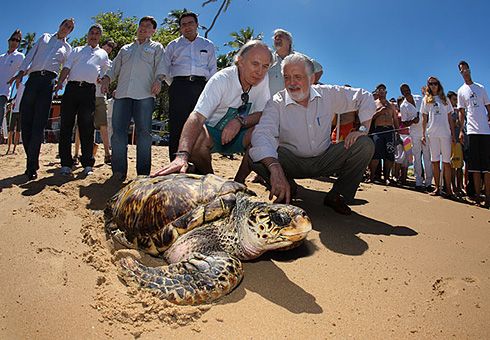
xmin=0 ymin=143 xmax=489 ymax=339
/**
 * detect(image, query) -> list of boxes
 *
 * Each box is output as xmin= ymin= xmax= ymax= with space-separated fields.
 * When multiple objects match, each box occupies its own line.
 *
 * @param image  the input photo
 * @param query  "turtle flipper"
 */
xmin=119 ymin=252 xmax=244 ymax=305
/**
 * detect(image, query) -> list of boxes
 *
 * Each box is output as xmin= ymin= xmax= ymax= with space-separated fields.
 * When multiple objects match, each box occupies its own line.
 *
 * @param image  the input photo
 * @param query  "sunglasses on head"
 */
xmin=9 ymin=38 xmax=21 ymax=43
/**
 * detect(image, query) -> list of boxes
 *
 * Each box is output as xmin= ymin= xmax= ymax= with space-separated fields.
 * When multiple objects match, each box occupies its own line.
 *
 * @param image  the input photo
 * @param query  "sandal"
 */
xmin=429 ymin=189 xmax=440 ymax=196
xmin=104 ymin=155 xmax=112 ymax=165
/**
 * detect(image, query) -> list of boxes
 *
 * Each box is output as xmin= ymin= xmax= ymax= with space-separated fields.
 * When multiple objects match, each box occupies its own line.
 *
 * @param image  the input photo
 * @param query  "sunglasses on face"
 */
xmin=9 ymin=38 xmax=21 ymax=43
xmin=428 ymin=82 xmax=439 ymax=86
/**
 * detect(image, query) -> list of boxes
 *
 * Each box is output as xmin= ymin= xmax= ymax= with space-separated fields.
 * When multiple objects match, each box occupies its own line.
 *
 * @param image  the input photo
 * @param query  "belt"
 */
xmin=30 ymin=70 xmax=57 ymax=78
xmin=173 ymin=75 xmax=206 ymax=82
xmin=68 ymin=80 xmax=95 ymax=88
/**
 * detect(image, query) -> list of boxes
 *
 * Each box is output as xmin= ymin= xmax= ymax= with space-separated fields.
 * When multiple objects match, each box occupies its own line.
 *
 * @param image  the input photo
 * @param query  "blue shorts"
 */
xmin=372 ymin=126 xmax=396 ymax=161
xmin=205 ymin=124 xmax=246 ymax=155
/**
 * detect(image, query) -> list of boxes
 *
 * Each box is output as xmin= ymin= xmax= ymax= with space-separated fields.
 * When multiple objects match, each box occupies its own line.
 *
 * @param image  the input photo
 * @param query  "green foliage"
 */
xmin=222 ymin=26 xmax=263 ymax=64
xmin=19 ymin=32 xmax=36 ymax=54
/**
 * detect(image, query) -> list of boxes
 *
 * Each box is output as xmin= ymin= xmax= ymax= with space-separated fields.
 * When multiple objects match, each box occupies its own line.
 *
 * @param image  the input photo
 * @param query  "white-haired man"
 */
xmin=153 ymin=40 xmax=271 ymax=180
xmin=249 ymin=54 xmax=375 ymax=215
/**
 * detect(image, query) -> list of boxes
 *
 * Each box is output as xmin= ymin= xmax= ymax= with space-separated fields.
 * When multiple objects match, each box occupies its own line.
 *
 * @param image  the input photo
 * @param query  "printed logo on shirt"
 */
xmin=470 ymin=92 xmax=479 ymax=107
xmin=434 ymin=102 xmax=440 ymax=115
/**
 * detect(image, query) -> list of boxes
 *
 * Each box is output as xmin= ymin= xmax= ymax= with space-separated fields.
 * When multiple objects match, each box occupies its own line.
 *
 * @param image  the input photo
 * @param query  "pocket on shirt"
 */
xmin=199 ymin=50 xmax=209 ymax=66
xmin=142 ymin=48 xmax=156 ymax=65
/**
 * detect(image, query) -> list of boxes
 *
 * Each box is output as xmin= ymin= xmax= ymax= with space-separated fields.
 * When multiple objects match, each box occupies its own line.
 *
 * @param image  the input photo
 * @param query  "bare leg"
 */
xmin=13 ymin=131 xmax=20 ymax=153
xmin=74 ymin=127 xmax=80 ymax=158
xmin=484 ymin=173 xmax=490 ymax=206
xmin=431 ymin=161 xmax=440 ymax=194
xmin=369 ymin=159 xmax=379 ymax=181
xmin=6 ymin=131 xmax=12 ymax=154
xmin=456 ymin=168 xmax=463 ymax=194
xmin=443 ymin=162 xmax=453 ymax=195
xmin=99 ymin=125 xmax=111 ymax=157
xmin=190 ymin=127 xmax=214 ymax=174
xmin=384 ymin=160 xmax=394 ymax=184
xmin=234 ymin=128 xmax=254 ymax=183
xmin=473 ymin=171 xmax=482 ymax=204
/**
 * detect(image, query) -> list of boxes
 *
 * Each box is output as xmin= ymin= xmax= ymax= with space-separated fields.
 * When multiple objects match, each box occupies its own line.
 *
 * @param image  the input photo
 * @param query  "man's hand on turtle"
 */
xmin=152 ymin=157 xmax=189 ymax=177
xmin=268 ymin=164 xmax=290 ymax=204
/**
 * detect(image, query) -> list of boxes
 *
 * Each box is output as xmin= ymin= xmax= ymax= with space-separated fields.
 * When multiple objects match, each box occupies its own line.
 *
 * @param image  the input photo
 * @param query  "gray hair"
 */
xmin=88 ymin=23 xmax=103 ymax=35
xmin=234 ymin=40 xmax=272 ymax=64
xmin=281 ymin=53 xmax=315 ymax=77
xmin=273 ymin=28 xmax=293 ymax=53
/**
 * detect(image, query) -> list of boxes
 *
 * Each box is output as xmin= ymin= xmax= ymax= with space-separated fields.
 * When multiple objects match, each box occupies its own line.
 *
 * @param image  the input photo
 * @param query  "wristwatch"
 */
xmin=358 ymin=125 xmax=368 ymax=134
xmin=236 ymin=115 xmax=246 ymax=127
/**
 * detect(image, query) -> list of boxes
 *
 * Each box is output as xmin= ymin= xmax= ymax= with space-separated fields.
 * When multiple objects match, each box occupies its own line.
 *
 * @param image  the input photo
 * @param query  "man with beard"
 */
xmin=249 ymin=53 xmax=375 ymax=215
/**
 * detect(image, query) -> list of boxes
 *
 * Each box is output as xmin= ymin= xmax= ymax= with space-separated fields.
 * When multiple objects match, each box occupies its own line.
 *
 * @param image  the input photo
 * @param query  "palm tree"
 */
xmin=224 ymin=27 xmax=263 ymax=61
xmin=162 ymin=8 xmax=188 ymax=33
xmin=20 ymin=32 xmax=36 ymax=54
xmin=201 ymin=0 xmax=233 ymax=38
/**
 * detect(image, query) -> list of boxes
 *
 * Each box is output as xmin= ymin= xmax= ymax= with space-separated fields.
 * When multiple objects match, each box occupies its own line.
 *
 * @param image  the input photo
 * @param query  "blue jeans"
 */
xmin=111 ymin=97 xmax=154 ymax=176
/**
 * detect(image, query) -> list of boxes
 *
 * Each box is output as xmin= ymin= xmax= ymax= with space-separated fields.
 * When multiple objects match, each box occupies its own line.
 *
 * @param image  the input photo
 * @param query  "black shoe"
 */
xmin=25 ymin=170 xmax=38 ymax=181
xmin=415 ymin=185 xmax=425 ymax=192
xmin=323 ymin=192 xmax=352 ymax=215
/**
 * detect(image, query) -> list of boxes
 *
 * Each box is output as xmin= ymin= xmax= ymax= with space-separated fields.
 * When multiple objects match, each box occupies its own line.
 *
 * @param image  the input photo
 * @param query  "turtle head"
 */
xmin=235 ymin=195 xmax=312 ymax=259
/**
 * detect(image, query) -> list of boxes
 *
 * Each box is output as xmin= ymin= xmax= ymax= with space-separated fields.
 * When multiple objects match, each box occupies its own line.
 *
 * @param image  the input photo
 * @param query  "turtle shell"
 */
xmin=105 ymin=173 xmax=255 ymax=255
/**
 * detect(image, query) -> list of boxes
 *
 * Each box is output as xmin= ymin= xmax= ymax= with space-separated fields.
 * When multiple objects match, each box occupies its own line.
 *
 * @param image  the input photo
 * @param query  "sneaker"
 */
xmin=60 ymin=166 xmax=72 ymax=176
xmin=83 ymin=166 xmax=94 ymax=176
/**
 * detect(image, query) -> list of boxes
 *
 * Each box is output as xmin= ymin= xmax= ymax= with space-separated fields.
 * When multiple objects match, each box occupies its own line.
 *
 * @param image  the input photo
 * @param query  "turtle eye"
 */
xmin=269 ymin=211 xmax=291 ymax=226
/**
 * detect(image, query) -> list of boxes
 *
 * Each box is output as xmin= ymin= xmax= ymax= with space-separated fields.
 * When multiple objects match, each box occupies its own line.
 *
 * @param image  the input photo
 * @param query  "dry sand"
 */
xmin=0 ymin=143 xmax=489 ymax=339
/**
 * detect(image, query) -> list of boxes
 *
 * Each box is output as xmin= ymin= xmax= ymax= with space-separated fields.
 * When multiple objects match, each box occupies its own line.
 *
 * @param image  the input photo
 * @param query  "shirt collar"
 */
xmin=53 ymin=32 xmax=67 ymax=42
xmin=284 ymin=85 xmax=321 ymax=106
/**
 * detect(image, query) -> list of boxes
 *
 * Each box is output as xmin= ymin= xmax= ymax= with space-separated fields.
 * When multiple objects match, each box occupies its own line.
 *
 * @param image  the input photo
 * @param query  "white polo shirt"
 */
xmin=457 ymin=82 xmax=490 ymax=135
xmin=0 ymin=50 xmax=25 ymax=97
xmin=194 ymin=65 xmax=270 ymax=127
xmin=65 ymin=45 xmax=110 ymax=84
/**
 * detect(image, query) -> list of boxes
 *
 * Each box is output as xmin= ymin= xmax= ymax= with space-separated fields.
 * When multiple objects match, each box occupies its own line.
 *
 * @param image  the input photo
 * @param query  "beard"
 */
xmin=287 ymin=87 xmax=309 ymax=102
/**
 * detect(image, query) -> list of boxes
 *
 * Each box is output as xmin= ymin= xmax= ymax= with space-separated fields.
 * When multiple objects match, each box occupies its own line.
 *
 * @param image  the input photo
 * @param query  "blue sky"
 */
xmin=2 ymin=0 xmax=489 ymax=97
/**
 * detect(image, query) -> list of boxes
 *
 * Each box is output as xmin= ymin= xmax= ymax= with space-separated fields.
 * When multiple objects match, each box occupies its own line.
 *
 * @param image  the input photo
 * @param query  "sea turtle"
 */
xmin=105 ymin=173 xmax=312 ymax=305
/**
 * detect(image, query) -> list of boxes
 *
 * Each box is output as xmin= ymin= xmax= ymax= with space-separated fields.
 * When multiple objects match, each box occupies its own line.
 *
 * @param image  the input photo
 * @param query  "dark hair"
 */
xmin=102 ymin=39 xmax=116 ymax=49
xmin=9 ymin=29 xmax=22 ymax=41
xmin=447 ymin=91 xmax=457 ymax=99
xmin=139 ymin=16 xmax=157 ymax=29
xmin=60 ymin=18 xmax=75 ymax=32
xmin=179 ymin=12 xmax=198 ymax=26
xmin=399 ymin=83 xmax=410 ymax=90
xmin=88 ymin=24 xmax=103 ymax=35
xmin=458 ymin=60 xmax=469 ymax=69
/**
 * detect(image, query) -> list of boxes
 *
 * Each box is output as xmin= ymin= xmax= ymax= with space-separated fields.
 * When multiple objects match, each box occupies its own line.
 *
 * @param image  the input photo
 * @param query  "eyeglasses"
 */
xmin=428 ymin=82 xmax=439 ymax=86
xmin=237 ymin=92 xmax=250 ymax=115
xmin=9 ymin=38 xmax=21 ymax=43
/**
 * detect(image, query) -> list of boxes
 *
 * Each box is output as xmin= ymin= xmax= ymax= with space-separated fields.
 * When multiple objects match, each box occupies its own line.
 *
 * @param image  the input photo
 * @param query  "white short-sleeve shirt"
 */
xmin=400 ymin=95 xmax=424 ymax=137
xmin=194 ymin=65 xmax=270 ymax=127
xmin=457 ymin=82 xmax=490 ymax=135
xmin=0 ymin=50 xmax=25 ymax=97
xmin=420 ymin=96 xmax=453 ymax=138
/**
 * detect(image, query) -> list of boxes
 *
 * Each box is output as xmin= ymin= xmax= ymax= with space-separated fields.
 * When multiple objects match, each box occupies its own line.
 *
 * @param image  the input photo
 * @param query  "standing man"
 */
xmin=9 ymin=18 xmax=74 ymax=180
xmin=94 ymin=39 xmax=116 ymax=165
xmin=249 ymin=53 xmax=375 ymax=214
xmin=0 ymin=30 xmax=24 ymax=142
xmin=54 ymin=24 xmax=110 ymax=176
xmin=164 ymin=11 xmax=217 ymax=160
xmin=368 ymin=84 xmax=399 ymax=184
xmin=268 ymin=29 xmax=323 ymax=96
xmin=400 ymin=83 xmax=433 ymax=191
xmin=457 ymin=60 xmax=490 ymax=207
xmin=153 ymin=40 xmax=271 ymax=179
xmin=101 ymin=16 xmax=166 ymax=181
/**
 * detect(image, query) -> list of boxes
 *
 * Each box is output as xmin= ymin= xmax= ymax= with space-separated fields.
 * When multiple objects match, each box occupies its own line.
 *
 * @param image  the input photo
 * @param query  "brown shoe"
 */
xmin=323 ymin=192 xmax=352 ymax=215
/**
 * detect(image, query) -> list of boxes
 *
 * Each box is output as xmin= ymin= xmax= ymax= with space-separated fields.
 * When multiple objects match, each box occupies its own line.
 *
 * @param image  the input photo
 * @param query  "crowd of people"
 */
xmin=1 ymin=12 xmax=489 ymax=212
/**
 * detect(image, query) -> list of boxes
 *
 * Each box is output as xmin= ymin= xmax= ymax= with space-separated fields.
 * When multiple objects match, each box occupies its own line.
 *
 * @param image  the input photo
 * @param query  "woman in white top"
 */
xmin=421 ymin=76 xmax=456 ymax=197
